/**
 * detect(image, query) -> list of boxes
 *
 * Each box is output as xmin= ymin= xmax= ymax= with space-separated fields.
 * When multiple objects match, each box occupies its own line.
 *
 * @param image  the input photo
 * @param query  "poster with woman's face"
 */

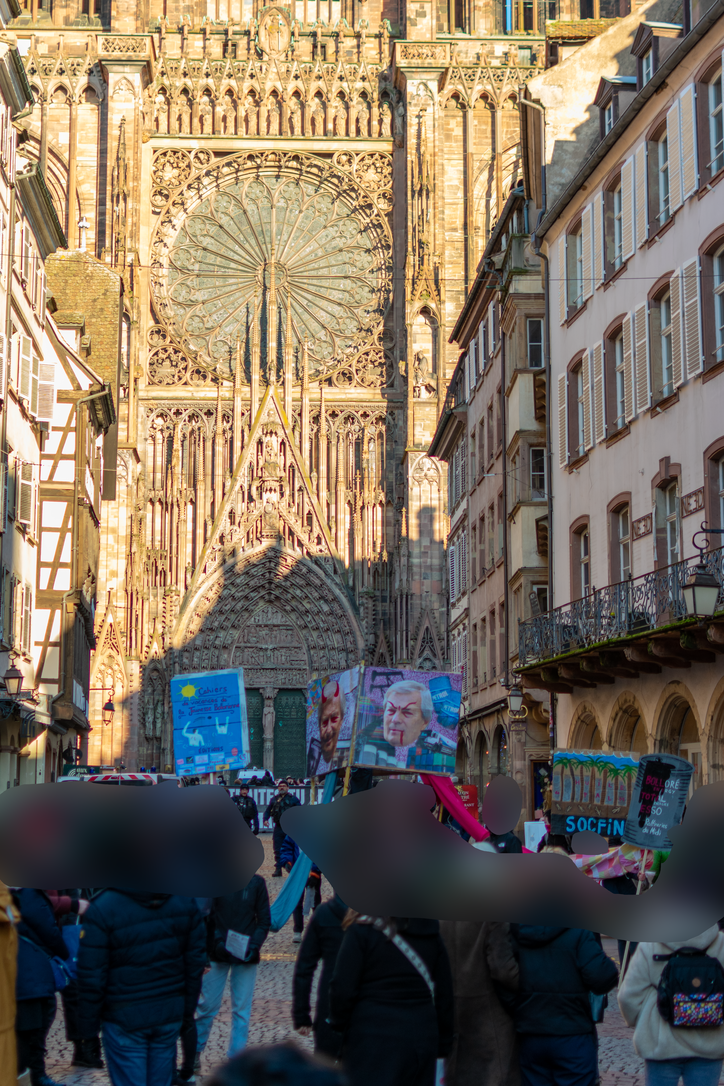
xmin=305 ymin=667 xmax=360 ymax=777
xmin=352 ymin=667 xmax=463 ymax=774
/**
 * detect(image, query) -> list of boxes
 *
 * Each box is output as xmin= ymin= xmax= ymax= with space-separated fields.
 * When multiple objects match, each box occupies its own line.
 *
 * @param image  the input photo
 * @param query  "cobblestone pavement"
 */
xmin=42 ymin=863 xmax=720 ymax=1086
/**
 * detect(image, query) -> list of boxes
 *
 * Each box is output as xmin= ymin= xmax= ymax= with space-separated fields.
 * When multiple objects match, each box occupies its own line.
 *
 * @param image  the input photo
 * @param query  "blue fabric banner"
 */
xmin=270 ymin=771 xmax=337 ymax=932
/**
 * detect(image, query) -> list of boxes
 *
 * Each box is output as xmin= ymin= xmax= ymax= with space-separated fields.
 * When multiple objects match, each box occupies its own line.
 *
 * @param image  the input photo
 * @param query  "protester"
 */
xmin=329 ymin=912 xmax=454 ymax=1086
xmin=618 ymin=924 xmax=724 ymax=1086
xmin=603 ymin=837 xmax=642 ymax=974
xmin=12 ymin=887 xmax=71 ymax=1086
xmin=537 ymin=834 xmax=572 ymax=856
xmin=440 ymin=920 xmax=520 ymax=1086
xmin=0 ymin=881 xmax=19 ymax=1086
xmin=75 ymin=889 xmax=206 ymax=1086
xmin=44 ymin=890 xmax=102 ymax=1070
xmin=293 ymin=891 xmax=347 ymax=1057
xmin=503 ymin=925 xmax=619 ymax=1086
xmin=486 ymin=827 xmax=524 ymax=853
xmin=263 ymin=781 xmax=301 ymax=877
xmin=205 ymin=1042 xmax=348 ymax=1086
xmin=195 ymin=873 xmax=271 ymax=1065
xmin=279 ymin=834 xmax=304 ymax=943
xmin=233 ymin=785 xmax=260 ymax=835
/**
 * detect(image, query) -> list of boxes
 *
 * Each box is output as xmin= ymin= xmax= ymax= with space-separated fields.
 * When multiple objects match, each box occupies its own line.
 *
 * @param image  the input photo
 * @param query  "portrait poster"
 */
xmin=170 ymin=669 xmax=250 ymax=777
xmin=623 ymin=753 xmax=694 ymax=850
xmin=550 ymin=749 xmax=640 ymax=837
xmin=305 ymin=667 xmax=360 ymax=777
xmin=352 ymin=667 xmax=462 ymax=774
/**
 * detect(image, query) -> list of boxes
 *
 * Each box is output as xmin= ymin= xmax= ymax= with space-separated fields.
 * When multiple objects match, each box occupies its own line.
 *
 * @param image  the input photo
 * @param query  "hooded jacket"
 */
xmin=13 ymin=888 xmax=69 ymax=1002
xmin=207 ymin=875 xmax=271 ymax=965
xmin=507 ymin=925 xmax=619 ymax=1035
xmin=618 ymin=925 xmax=724 ymax=1061
xmin=75 ymin=889 xmax=206 ymax=1038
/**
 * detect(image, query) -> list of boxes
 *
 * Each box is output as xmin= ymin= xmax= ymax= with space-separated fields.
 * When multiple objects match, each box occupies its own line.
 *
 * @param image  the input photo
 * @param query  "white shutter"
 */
xmin=592 ymin=341 xmax=606 ymax=443
xmin=581 ymin=204 xmax=593 ymax=301
xmin=0 ymin=334 xmax=5 ymax=402
xmin=460 ymin=438 xmax=466 ymax=494
xmin=634 ymin=302 xmax=651 ymax=412
xmin=449 ymin=543 xmax=456 ymax=601
xmin=18 ymin=335 xmax=31 ymax=399
xmin=462 ymin=626 xmax=468 ymax=694
xmin=623 ymin=313 xmax=635 ymax=422
xmin=667 ymin=100 xmax=683 ymax=213
xmin=22 ymin=584 xmax=31 ymax=654
xmin=12 ymin=578 xmax=22 ymax=652
xmin=680 ymin=85 xmax=699 ymax=200
xmin=461 ymin=530 xmax=467 ymax=591
xmin=30 ymin=354 xmax=39 ymax=416
xmin=0 ymin=458 xmax=6 ymax=533
xmin=635 ymin=143 xmax=648 ymax=248
xmin=17 ymin=461 xmax=33 ymax=525
xmin=582 ymin=351 xmax=593 ymax=450
xmin=621 ymin=156 xmax=635 ymax=260
xmin=682 ymin=257 xmax=703 ymax=377
xmin=670 ymin=268 xmax=684 ymax=389
xmin=36 ymin=360 xmax=55 ymax=422
xmin=558 ymin=235 xmax=567 ymax=324
xmin=593 ymin=192 xmax=604 ymax=287
xmin=558 ymin=373 xmax=568 ymax=467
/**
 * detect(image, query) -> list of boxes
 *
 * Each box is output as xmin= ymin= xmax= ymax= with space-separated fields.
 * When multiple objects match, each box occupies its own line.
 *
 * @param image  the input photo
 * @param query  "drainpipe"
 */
xmin=501 ymin=329 xmax=510 ymax=687
xmin=519 ymin=92 xmax=557 ymax=763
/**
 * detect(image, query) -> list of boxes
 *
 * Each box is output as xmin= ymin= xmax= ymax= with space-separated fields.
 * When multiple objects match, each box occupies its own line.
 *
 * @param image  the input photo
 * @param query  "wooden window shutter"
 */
xmin=592 ymin=341 xmax=606 ymax=443
xmin=18 ymin=335 xmax=32 ymax=400
xmin=461 ymin=530 xmax=467 ymax=591
xmin=582 ymin=352 xmax=593 ymax=451
xmin=12 ymin=578 xmax=22 ymax=652
xmin=0 ymin=453 xmax=6 ymax=533
xmin=460 ymin=438 xmax=466 ymax=494
xmin=462 ymin=627 xmax=468 ymax=694
xmin=22 ymin=585 xmax=31 ymax=655
xmin=621 ymin=156 xmax=635 ymax=260
xmin=634 ymin=302 xmax=651 ymax=412
xmin=30 ymin=354 xmax=39 ymax=417
xmin=682 ymin=257 xmax=703 ymax=377
xmin=0 ymin=333 xmax=6 ymax=402
xmin=635 ymin=143 xmax=648 ymax=248
xmin=581 ymin=204 xmax=593 ymax=301
xmin=670 ymin=268 xmax=684 ymax=388
xmin=558 ymin=235 xmax=567 ymax=324
xmin=623 ymin=314 xmax=635 ymax=422
xmin=593 ymin=192 xmax=605 ymax=287
xmin=679 ymin=85 xmax=699 ymax=200
xmin=17 ymin=461 xmax=33 ymax=525
xmin=558 ymin=372 xmax=569 ymax=467
xmin=667 ymin=100 xmax=683 ymax=213
xmin=36 ymin=360 xmax=55 ymax=422
xmin=449 ymin=543 xmax=456 ymax=601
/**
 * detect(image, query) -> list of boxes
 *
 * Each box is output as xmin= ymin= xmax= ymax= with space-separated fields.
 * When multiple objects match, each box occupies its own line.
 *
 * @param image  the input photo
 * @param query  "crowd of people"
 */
xmin=4 ymin=778 xmax=724 ymax=1086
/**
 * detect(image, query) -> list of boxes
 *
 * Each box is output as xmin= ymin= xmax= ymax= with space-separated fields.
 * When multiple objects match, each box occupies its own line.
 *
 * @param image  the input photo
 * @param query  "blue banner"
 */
xmin=170 ymin=669 xmax=250 ymax=777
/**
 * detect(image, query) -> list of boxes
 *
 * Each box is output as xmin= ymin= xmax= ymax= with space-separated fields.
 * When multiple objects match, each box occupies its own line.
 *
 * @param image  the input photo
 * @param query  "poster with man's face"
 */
xmin=353 ymin=667 xmax=462 ymax=774
xmin=305 ymin=667 xmax=360 ymax=777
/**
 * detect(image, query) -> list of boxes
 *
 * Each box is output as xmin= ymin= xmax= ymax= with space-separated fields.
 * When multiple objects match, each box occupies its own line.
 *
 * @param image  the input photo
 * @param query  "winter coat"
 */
xmin=487 ymin=831 xmax=523 ymax=854
xmin=263 ymin=791 xmax=301 ymax=825
xmin=0 ymin=883 xmax=18 ymax=1086
xmin=507 ymin=925 xmax=619 ymax=1035
xmin=13 ymin=888 xmax=68 ymax=1002
xmin=440 ymin=921 xmax=520 ymax=1086
xmin=618 ymin=925 xmax=724 ymax=1060
xmin=293 ymin=894 xmax=347 ymax=1055
xmin=329 ymin=917 xmax=455 ymax=1086
xmin=280 ymin=835 xmax=299 ymax=869
xmin=207 ymin=875 xmax=271 ymax=965
xmin=75 ymin=889 xmax=206 ymax=1038
xmin=235 ymin=795 xmax=259 ymax=833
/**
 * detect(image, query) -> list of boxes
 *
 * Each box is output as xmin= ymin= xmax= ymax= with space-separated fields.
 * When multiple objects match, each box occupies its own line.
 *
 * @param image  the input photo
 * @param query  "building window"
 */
xmin=497 ymin=493 xmax=504 ymax=559
xmin=710 ymin=69 xmax=724 ymax=176
xmin=665 ymin=482 xmax=679 ymax=564
xmin=614 ymin=330 xmax=626 ymax=430
xmin=613 ymin=183 xmax=623 ymax=269
xmin=567 ymin=224 xmax=584 ymax=310
xmin=572 ymin=523 xmax=591 ymax=599
xmin=603 ymin=99 xmax=615 ymax=134
xmin=531 ymin=447 xmax=546 ymax=498
xmin=470 ymin=432 xmax=476 ymax=483
xmin=532 ymin=584 xmax=548 ymax=614
xmin=575 ymin=361 xmax=585 ymax=458
xmin=613 ymin=504 xmax=631 ymax=581
xmin=489 ymin=610 xmax=497 ymax=679
xmin=488 ymin=504 xmax=494 ymax=569
xmin=660 ymin=289 xmax=674 ymax=397
xmin=715 ymin=245 xmax=724 ymax=362
xmin=471 ymin=525 xmax=476 ymax=582
xmin=471 ymin=623 xmax=478 ymax=687
xmin=479 ymin=514 xmax=485 ymax=576
xmin=479 ymin=617 xmax=487 ymax=683
xmin=641 ymin=48 xmax=653 ymax=85
xmin=527 ymin=318 xmax=543 ymax=367
xmin=658 ymin=132 xmax=670 ymax=225
xmin=487 ymin=403 xmax=494 ymax=462
xmin=478 ymin=420 xmax=484 ymax=474
xmin=719 ymin=456 xmax=724 ymax=528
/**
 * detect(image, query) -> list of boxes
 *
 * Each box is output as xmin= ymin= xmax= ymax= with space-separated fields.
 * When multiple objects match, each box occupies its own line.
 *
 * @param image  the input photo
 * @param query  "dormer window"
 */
xmin=594 ymin=77 xmax=638 ymax=141
xmin=641 ymin=48 xmax=653 ymax=85
xmin=631 ymin=22 xmax=682 ymax=91
xmin=604 ymin=101 xmax=615 ymax=134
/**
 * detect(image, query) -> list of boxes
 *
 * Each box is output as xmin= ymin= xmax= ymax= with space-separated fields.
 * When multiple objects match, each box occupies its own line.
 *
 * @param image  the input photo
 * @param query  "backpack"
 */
xmin=654 ymin=947 xmax=724 ymax=1028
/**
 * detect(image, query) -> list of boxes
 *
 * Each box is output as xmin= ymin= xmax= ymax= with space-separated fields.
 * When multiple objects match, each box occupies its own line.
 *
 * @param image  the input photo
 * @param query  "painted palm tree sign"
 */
xmin=550 ymin=749 xmax=641 ymax=837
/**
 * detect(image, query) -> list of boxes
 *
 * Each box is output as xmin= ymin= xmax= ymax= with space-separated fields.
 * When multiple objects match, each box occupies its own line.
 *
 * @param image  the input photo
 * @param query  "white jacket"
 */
xmin=618 ymin=926 xmax=724 ymax=1061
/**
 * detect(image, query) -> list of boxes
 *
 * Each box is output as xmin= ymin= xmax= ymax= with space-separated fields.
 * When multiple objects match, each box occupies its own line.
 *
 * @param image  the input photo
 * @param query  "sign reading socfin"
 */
xmin=623 ymin=753 xmax=694 ymax=850
xmin=550 ymin=749 xmax=640 ymax=838
xmin=170 ymin=669 xmax=251 ymax=777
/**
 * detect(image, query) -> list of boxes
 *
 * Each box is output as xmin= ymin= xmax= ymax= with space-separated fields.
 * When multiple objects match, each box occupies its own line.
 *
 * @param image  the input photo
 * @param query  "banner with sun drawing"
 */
xmin=170 ymin=669 xmax=251 ymax=776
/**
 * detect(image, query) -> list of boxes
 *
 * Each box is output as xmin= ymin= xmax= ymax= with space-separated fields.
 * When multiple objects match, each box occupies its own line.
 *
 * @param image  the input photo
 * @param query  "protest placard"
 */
xmin=623 ymin=753 xmax=694 ymax=850
xmin=550 ymin=749 xmax=640 ymax=837
xmin=171 ymin=669 xmax=250 ymax=776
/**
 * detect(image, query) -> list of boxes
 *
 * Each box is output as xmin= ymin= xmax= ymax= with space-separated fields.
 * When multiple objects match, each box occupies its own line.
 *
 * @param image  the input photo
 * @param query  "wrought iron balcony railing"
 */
xmin=517 ymin=545 xmax=724 ymax=668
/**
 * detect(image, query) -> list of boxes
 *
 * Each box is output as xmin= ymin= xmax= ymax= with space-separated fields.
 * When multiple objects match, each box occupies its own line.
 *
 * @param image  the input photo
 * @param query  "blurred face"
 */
xmin=320 ymin=685 xmax=344 ymax=758
xmin=383 ymin=689 xmax=425 ymax=747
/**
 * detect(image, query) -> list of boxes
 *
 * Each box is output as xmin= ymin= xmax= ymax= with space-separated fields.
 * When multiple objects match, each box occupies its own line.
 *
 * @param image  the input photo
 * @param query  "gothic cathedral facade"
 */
xmin=12 ymin=0 xmax=542 ymax=775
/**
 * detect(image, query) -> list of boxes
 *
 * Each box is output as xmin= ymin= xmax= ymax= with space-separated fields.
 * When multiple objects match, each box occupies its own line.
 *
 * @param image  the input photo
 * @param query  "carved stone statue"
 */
xmin=394 ymin=101 xmax=405 ymax=147
xmin=288 ymin=96 xmax=301 ymax=135
xmin=154 ymin=90 xmax=169 ymax=134
xmin=267 ymin=97 xmax=281 ymax=136
xmin=244 ymin=95 xmax=259 ymax=135
xmin=413 ymin=351 xmax=435 ymax=399
xmin=222 ymin=95 xmax=236 ymax=134
xmin=199 ymin=91 xmax=213 ymax=134
xmin=333 ymin=98 xmax=347 ymax=136
xmin=379 ymin=100 xmax=392 ymax=138
xmin=311 ymin=97 xmax=325 ymax=136
xmin=178 ymin=96 xmax=191 ymax=134
xmin=356 ymin=98 xmax=370 ymax=137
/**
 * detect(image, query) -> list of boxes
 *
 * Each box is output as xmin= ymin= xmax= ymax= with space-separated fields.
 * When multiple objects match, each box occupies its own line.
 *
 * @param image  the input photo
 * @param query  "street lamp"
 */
xmin=508 ymin=683 xmax=525 ymax=715
xmin=683 ymin=565 xmax=720 ymax=619
xmin=102 ymin=699 xmax=115 ymax=726
xmin=3 ymin=659 xmax=23 ymax=698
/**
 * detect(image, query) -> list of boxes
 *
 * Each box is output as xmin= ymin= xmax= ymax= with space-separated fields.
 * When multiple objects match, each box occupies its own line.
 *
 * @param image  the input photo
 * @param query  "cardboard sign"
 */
xmin=305 ymin=667 xmax=360 ymax=777
xmin=623 ymin=753 xmax=694 ymax=850
xmin=550 ymin=749 xmax=640 ymax=837
xmin=171 ymin=669 xmax=251 ymax=777
xmin=456 ymin=784 xmax=479 ymax=820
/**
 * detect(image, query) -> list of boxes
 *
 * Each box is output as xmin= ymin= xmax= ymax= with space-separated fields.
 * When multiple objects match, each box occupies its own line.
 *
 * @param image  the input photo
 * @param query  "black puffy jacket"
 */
xmin=506 ymin=925 xmax=619 ymax=1035
xmin=76 ymin=889 xmax=206 ymax=1037
xmin=293 ymin=894 xmax=346 ymax=1044
xmin=14 ymin=888 xmax=69 ymax=1001
xmin=208 ymin=875 xmax=271 ymax=964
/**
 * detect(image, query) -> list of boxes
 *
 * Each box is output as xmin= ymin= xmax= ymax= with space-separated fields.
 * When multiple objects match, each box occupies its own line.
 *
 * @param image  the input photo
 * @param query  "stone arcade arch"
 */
xmin=173 ymin=542 xmax=364 ymax=775
xmin=655 ymin=686 xmax=703 ymax=797
xmin=569 ymin=702 xmax=604 ymax=750
xmin=607 ymin=692 xmax=649 ymax=755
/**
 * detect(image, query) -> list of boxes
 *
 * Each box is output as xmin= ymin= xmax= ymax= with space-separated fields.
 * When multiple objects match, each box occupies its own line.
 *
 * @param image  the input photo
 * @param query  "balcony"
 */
xmin=517 ymin=545 xmax=724 ymax=691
